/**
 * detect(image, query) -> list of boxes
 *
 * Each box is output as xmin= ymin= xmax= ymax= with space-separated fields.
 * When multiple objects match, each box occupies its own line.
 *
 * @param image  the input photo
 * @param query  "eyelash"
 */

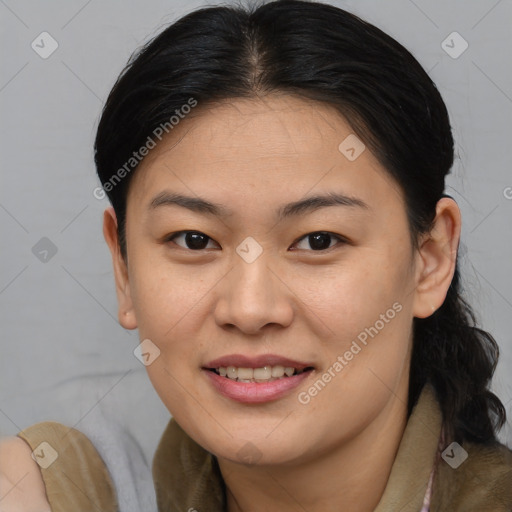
xmin=164 ymin=230 xmax=349 ymax=252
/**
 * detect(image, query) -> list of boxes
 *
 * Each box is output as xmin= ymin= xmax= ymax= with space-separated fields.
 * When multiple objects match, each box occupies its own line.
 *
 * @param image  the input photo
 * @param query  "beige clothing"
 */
xmin=17 ymin=421 xmax=118 ymax=511
xmin=17 ymin=383 xmax=512 ymax=511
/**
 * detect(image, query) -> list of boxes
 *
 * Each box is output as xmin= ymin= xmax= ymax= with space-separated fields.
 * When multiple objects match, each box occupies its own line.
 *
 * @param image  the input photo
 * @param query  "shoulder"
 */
xmin=432 ymin=438 xmax=512 ymax=511
xmin=0 ymin=435 xmax=51 ymax=511
xmin=2 ymin=420 xmax=119 ymax=512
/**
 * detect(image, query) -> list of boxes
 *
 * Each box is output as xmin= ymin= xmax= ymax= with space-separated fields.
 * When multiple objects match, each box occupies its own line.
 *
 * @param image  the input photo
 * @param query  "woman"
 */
xmin=1 ymin=0 xmax=511 ymax=510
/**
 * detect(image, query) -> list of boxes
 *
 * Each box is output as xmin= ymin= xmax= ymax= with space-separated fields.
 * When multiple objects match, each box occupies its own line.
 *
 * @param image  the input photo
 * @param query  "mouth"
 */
xmin=205 ymin=365 xmax=315 ymax=383
xmin=201 ymin=356 xmax=316 ymax=403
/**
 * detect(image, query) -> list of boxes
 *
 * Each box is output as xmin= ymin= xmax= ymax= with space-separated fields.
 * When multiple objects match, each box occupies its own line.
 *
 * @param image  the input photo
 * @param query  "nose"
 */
xmin=213 ymin=255 xmax=294 ymax=335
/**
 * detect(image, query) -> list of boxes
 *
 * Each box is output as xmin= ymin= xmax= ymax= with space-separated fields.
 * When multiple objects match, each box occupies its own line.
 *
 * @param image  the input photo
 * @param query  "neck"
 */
xmin=218 ymin=388 xmax=409 ymax=512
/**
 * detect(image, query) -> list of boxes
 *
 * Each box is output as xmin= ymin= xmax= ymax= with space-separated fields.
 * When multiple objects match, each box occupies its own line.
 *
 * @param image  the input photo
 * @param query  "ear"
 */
xmin=412 ymin=197 xmax=461 ymax=318
xmin=103 ymin=207 xmax=137 ymax=329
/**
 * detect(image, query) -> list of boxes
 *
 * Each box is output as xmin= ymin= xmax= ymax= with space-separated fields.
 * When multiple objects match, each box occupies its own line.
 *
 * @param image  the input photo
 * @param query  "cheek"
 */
xmin=300 ymin=256 xmax=406 ymax=340
xmin=299 ymin=269 xmax=412 ymax=434
xmin=304 ymin=253 xmax=413 ymax=386
xmin=129 ymin=260 xmax=211 ymax=415
xmin=329 ymin=270 xmax=412 ymax=391
xmin=127 ymin=257 xmax=218 ymax=393
xmin=128 ymin=255 xmax=212 ymax=339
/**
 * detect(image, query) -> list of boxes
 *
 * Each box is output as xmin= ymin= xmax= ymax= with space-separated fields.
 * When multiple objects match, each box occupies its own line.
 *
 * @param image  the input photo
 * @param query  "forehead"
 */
xmin=127 ymin=94 xmax=404 ymax=215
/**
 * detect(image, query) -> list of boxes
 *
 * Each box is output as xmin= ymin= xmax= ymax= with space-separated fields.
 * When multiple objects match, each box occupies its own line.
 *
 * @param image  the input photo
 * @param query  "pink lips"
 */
xmin=202 ymin=353 xmax=315 ymax=404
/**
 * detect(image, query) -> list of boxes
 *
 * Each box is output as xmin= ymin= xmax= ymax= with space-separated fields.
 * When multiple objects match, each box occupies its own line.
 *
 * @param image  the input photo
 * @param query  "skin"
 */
xmin=103 ymin=94 xmax=461 ymax=511
xmin=0 ymin=437 xmax=51 ymax=511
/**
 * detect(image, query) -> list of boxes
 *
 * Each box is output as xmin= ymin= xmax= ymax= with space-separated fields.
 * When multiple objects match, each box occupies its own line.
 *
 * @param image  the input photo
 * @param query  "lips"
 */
xmin=201 ymin=353 xmax=315 ymax=403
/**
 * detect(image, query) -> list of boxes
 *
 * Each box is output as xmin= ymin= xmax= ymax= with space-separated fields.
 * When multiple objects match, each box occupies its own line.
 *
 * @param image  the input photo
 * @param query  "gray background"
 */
xmin=1 ymin=0 xmax=511 ymax=466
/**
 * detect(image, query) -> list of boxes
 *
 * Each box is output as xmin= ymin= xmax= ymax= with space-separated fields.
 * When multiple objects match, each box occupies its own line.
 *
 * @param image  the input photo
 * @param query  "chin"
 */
xmin=214 ymin=441 xmax=302 ymax=467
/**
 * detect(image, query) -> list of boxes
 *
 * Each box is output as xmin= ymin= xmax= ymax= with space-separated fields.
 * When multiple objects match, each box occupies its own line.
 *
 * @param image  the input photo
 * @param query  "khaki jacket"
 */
xmin=17 ymin=384 xmax=512 ymax=511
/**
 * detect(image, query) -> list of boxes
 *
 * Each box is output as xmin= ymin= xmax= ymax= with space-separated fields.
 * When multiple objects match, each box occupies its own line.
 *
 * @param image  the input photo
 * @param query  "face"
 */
xmin=107 ymin=94 xmax=441 ymax=466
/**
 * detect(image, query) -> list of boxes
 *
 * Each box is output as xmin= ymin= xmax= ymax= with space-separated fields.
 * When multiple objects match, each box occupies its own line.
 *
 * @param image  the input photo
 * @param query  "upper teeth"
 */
xmin=218 ymin=365 xmax=299 ymax=381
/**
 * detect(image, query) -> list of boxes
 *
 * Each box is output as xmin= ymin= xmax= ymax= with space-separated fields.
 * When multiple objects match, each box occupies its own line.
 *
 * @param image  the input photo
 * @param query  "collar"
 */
xmin=152 ymin=383 xmax=442 ymax=512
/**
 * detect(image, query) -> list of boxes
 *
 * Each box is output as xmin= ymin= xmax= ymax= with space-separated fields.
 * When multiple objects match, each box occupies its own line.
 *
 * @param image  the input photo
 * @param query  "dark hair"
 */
xmin=94 ymin=0 xmax=506 ymax=445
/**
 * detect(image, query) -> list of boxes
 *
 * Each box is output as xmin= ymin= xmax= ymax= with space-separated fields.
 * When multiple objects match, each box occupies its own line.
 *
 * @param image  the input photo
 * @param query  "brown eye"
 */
xmin=166 ymin=231 xmax=218 ymax=250
xmin=292 ymin=232 xmax=347 ymax=251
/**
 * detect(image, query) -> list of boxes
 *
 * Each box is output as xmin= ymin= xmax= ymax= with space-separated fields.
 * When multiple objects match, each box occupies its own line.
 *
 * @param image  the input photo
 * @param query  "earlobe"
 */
xmin=412 ymin=198 xmax=461 ymax=319
xmin=102 ymin=207 xmax=138 ymax=330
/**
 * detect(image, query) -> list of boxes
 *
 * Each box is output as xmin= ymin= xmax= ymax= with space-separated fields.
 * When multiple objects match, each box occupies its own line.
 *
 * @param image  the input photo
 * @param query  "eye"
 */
xmin=164 ymin=230 xmax=348 ymax=252
xmin=165 ymin=231 xmax=219 ymax=250
xmin=291 ymin=231 xmax=348 ymax=252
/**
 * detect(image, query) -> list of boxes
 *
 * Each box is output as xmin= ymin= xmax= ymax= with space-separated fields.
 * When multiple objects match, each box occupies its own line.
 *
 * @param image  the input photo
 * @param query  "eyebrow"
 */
xmin=149 ymin=190 xmax=370 ymax=220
